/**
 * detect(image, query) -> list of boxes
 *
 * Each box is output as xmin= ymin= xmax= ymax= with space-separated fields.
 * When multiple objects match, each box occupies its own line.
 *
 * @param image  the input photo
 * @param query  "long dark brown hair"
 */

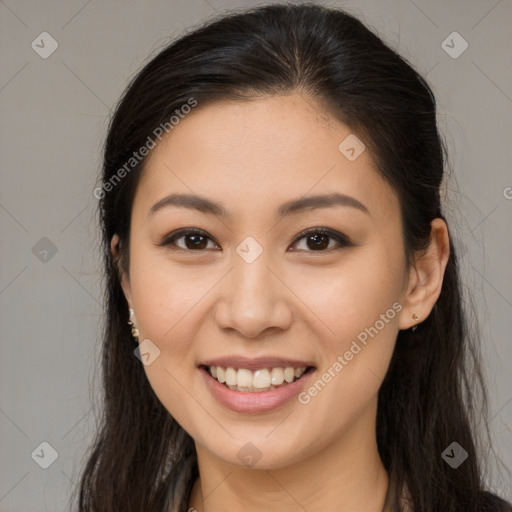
xmin=73 ymin=3 xmax=511 ymax=511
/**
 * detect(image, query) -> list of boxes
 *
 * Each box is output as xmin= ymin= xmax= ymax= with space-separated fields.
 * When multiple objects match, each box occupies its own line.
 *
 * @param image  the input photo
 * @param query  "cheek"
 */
xmin=290 ymin=248 xmax=404 ymax=340
xmin=290 ymin=249 xmax=402 ymax=405
xmin=129 ymin=247 xmax=210 ymax=342
xmin=127 ymin=252 xmax=208 ymax=423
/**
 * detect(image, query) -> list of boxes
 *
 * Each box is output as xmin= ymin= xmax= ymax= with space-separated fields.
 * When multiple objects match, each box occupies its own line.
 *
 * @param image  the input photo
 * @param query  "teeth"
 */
xmin=225 ymin=367 xmax=237 ymax=386
xmin=284 ymin=367 xmax=295 ymax=383
xmin=237 ymin=368 xmax=253 ymax=388
xmin=270 ymin=367 xmax=284 ymax=385
xmin=208 ymin=365 xmax=308 ymax=392
xmin=253 ymin=369 xmax=271 ymax=389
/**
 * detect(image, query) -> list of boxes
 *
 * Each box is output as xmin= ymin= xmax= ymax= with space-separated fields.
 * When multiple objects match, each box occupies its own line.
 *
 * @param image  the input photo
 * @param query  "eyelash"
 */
xmin=158 ymin=227 xmax=354 ymax=253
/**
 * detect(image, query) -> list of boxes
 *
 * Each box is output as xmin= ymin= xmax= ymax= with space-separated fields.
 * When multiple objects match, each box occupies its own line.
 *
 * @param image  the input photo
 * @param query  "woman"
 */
xmin=75 ymin=3 xmax=512 ymax=511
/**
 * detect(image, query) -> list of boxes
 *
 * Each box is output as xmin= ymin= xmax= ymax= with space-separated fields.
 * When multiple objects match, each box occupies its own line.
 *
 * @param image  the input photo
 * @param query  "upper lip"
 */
xmin=199 ymin=356 xmax=316 ymax=371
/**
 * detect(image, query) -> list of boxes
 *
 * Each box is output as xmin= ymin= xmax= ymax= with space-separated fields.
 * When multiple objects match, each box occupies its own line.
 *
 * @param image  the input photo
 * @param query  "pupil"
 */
xmin=308 ymin=233 xmax=328 ymax=250
xmin=187 ymin=234 xmax=206 ymax=249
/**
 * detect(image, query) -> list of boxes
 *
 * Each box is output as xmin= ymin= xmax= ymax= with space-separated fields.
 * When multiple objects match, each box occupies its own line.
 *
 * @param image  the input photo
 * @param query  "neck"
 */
xmin=188 ymin=398 xmax=390 ymax=512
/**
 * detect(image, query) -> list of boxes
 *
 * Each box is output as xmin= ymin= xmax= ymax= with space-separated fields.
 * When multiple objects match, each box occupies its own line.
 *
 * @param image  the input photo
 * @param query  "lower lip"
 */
xmin=200 ymin=367 xmax=316 ymax=413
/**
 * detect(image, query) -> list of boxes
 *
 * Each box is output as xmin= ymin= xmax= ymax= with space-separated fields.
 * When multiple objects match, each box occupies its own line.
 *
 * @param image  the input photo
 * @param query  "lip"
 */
xmin=199 ymin=356 xmax=315 ymax=371
xmin=200 ymin=365 xmax=316 ymax=414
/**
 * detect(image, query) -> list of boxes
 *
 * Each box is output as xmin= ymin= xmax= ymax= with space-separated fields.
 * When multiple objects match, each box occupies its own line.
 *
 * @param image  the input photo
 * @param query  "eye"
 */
xmin=290 ymin=227 xmax=354 ymax=252
xmin=159 ymin=228 xmax=220 ymax=251
xmin=159 ymin=227 xmax=354 ymax=253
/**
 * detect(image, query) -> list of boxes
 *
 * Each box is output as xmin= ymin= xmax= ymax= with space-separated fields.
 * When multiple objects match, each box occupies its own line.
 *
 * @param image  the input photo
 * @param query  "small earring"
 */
xmin=128 ymin=308 xmax=139 ymax=341
xmin=411 ymin=313 xmax=419 ymax=332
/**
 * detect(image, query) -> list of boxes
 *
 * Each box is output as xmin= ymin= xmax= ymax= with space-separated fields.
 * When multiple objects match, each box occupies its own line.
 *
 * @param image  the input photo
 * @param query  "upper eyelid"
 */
xmin=293 ymin=227 xmax=351 ymax=242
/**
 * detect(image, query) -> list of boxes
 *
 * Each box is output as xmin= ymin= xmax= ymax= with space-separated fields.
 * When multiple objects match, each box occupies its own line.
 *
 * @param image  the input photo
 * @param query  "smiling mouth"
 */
xmin=200 ymin=365 xmax=316 ymax=393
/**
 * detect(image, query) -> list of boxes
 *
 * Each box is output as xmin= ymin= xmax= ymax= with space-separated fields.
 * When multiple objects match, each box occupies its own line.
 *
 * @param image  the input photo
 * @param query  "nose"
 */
xmin=213 ymin=249 xmax=293 ymax=339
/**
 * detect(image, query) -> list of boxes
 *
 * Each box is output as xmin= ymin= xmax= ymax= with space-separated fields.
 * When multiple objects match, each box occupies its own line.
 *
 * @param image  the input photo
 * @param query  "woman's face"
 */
xmin=117 ymin=92 xmax=412 ymax=470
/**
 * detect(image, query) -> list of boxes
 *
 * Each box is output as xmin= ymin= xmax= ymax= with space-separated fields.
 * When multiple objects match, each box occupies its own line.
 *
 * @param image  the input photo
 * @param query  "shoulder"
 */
xmin=395 ymin=489 xmax=512 ymax=511
xmin=478 ymin=491 xmax=512 ymax=511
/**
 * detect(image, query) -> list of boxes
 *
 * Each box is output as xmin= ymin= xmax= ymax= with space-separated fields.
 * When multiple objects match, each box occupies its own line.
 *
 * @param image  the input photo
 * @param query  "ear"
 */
xmin=398 ymin=218 xmax=450 ymax=330
xmin=110 ymin=233 xmax=133 ymax=308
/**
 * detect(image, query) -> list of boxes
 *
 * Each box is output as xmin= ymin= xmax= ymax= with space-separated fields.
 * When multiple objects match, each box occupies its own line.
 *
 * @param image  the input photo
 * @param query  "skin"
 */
xmin=111 ymin=92 xmax=450 ymax=512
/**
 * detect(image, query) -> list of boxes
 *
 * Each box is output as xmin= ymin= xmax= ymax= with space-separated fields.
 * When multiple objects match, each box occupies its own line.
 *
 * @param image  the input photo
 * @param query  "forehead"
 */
xmin=134 ymin=92 xmax=399 ymax=225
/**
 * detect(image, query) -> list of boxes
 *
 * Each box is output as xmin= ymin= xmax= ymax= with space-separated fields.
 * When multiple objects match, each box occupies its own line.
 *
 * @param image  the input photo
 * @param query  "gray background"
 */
xmin=0 ymin=0 xmax=511 ymax=510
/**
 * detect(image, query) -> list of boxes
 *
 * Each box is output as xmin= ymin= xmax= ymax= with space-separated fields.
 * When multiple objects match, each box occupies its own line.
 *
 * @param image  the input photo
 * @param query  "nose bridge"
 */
xmin=230 ymin=241 xmax=278 ymax=310
xmin=214 ymin=238 xmax=291 ymax=337
xmin=228 ymin=233 xmax=273 ymax=290
xmin=234 ymin=244 xmax=273 ymax=296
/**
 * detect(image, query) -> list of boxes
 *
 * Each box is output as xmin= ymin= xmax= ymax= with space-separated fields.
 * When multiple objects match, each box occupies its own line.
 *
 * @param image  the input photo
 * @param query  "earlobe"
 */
xmin=398 ymin=218 xmax=450 ymax=330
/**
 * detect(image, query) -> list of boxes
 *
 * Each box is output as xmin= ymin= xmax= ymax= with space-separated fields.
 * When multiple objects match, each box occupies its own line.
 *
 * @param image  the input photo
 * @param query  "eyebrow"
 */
xmin=148 ymin=192 xmax=369 ymax=220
